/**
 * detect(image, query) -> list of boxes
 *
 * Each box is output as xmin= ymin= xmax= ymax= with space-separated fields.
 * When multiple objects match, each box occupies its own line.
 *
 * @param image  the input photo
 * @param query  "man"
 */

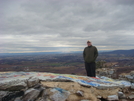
xmin=83 ymin=40 xmax=98 ymax=77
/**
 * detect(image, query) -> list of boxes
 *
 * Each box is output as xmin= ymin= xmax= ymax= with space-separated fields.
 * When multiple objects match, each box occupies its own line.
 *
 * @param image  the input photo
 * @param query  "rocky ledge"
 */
xmin=0 ymin=72 xmax=134 ymax=101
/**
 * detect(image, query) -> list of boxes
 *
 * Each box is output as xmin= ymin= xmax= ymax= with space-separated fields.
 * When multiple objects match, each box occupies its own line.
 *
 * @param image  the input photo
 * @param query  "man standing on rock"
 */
xmin=83 ymin=40 xmax=98 ymax=77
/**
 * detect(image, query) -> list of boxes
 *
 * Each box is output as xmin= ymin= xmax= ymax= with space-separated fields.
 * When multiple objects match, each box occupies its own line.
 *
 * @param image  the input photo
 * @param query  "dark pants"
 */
xmin=85 ymin=62 xmax=96 ymax=77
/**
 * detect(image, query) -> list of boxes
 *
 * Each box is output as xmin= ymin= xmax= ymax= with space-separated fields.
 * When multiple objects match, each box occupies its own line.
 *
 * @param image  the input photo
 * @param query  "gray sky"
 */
xmin=0 ymin=0 xmax=134 ymax=53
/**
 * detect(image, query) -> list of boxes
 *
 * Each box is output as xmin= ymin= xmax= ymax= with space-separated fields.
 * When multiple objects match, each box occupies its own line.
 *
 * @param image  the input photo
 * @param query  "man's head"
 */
xmin=87 ymin=40 xmax=92 ymax=46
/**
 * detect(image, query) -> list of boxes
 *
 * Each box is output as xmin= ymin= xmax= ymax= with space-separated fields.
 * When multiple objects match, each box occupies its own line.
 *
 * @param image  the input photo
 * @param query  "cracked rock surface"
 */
xmin=0 ymin=72 xmax=134 ymax=101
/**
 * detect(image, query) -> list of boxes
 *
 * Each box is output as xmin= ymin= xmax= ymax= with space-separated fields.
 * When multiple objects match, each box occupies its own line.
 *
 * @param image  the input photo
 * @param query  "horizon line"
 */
xmin=0 ymin=49 xmax=134 ymax=54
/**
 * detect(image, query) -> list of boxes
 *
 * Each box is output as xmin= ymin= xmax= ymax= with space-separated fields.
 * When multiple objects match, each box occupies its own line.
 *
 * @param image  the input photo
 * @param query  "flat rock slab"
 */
xmin=0 ymin=72 xmax=131 ymax=90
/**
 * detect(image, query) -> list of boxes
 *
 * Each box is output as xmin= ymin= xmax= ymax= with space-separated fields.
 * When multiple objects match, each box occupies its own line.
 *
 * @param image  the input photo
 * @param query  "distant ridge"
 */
xmin=101 ymin=49 xmax=134 ymax=56
xmin=0 ymin=52 xmax=62 ymax=56
xmin=0 ymin=49 xmax=134 ymax=56
xmin=0 ymin=51 xmax=84 ymax=56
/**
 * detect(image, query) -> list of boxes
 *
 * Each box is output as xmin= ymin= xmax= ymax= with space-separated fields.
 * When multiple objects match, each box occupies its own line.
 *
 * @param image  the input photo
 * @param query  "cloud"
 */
xmin=0 ymin=0 xmax=134 ymax=53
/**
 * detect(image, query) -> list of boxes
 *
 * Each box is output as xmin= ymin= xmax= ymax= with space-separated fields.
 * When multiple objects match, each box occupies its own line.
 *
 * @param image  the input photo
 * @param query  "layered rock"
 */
xmin=0 ymin=72 xmax=134 ymax=101
xmin=96 ymin=68 xmax=117 ymax=78
xmin=119 ymin=71 xmax=134 ymax=83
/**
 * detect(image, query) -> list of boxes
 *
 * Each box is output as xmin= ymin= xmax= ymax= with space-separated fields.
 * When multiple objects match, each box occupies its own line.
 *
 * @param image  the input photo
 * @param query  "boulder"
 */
xmin=107 ymin=95 xmax=118 ymax=101
xmin=125 ymin=75 xmax=133 ymax=80
xmin=0 ymin=79 xmax=27 ymax=91
xmin=42 ymin=87 xmax=70 ymax=101
xmin=27 ymin=77 xmax=39 ymax=87
xmin=128 ymin=94 xmax=134 ymax=99
xmin=0 ymin=91 xmax=9 ymax=100
xmin=108 ymin=70 xmax=115 ymax=75
xmin=119 ymin=72 xmax=134 ymax=83
xmin=76 ymin=90 xmax=84 ymax=97
xmin=131 ymin=83 xmax=134 ymax=89
xmin=22 ymin=88 xmax=41 ymax=101
xmin=118 ymin=92 xmax=126 ymax=99
xmin=1 ymin=91 xmax=24 ymax=101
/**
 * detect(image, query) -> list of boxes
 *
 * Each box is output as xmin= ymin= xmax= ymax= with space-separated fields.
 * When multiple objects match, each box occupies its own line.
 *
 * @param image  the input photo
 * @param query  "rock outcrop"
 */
xmin=0 ymin=72 xmax=134 ymax=101
xmin=119 ymin=71 xmax=134 ymax=83
xmin=96 ymin=68 xmax=117 ymax=78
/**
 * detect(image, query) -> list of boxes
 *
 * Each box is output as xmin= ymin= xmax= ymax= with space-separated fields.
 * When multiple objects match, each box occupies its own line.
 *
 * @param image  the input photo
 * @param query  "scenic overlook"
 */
xmin=0 ymin=0 xmax=134 ymax=101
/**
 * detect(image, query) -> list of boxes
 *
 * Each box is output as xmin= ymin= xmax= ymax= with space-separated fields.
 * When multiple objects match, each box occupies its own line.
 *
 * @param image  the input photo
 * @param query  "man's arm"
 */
xmin=83 ymin=48 xmax=86 ymax=60
xmin=94 ymin=47 xmax=98 ymax=61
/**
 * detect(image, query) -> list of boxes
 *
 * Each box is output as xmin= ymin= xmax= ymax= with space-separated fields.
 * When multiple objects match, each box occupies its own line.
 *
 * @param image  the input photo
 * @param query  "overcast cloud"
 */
xmin=0 ymin=0 xmax=134 ymax=53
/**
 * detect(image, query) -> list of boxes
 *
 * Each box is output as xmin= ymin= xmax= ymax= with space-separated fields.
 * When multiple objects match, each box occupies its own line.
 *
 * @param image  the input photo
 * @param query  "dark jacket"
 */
xmin=83 ymin=45 xmax=98 ymax=63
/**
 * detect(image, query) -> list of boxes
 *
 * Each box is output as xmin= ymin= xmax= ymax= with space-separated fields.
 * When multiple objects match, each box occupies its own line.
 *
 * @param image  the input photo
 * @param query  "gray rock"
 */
xmin=76 ymin=90 xmax=84 ymax=97
xmin=118 ymin=91 xmax=123 ymax=96
xmin=22 ymin=88 xmax=40 ymax=101
xmin=108 ymin=70 xmax=114 ymax=75
xmin=125 ymin=75 xmax=132 ymax=78
xmin=8 ymin=82 xmax=27 ymax=91
xmin=130 ymin=71 xmax=134 ymax=76
xmin=1 ymin=91 xmax=24 ymax=101
xmin=131 ymin=83 xmax=134 ymax=89
xmin=0 ymin=79 xmax=27 ymax=91
xmin=0 ymin=91 xmax=9 ymax=101
xmin=0 ymin=91 xmax=9 ymax=98
xmin=42 ymin=87 xmax=70 ymax=101
xmin=131 ymin=92 xmax=134 ymax=94
xmin=125 ymin=75 xmax=134 ymax=82
xmin=99 ymin=71 xmax=108 ymax=76
xmin=27 ymin=77 xmax=39 ymax=87
xmin=128 ymin=94 xmax=134 ymax=99
xmin=97 ymin=96 xmax=102 ymax=98
xmin=107 ymin=95 xmax=118 ymax=101
xmin=118 ymin=92 xmax=126 ymax=99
